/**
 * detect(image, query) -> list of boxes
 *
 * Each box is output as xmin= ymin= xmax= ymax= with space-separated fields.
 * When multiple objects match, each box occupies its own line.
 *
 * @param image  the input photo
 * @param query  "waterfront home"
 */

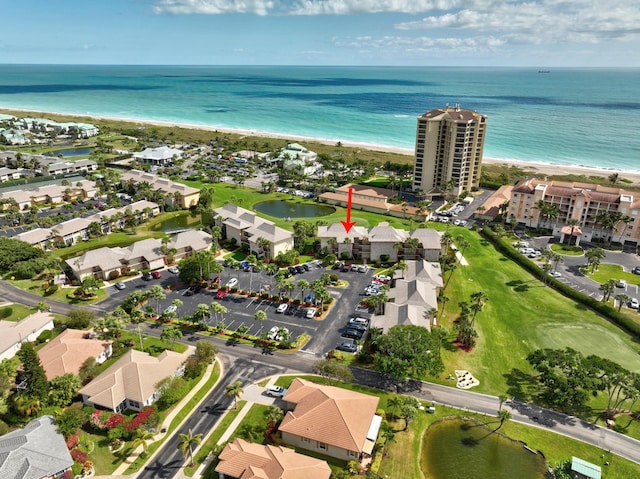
xmin=279 ymin=378 xmax=381 ymax=462
xmin=121 ymin=169 xmax=200 ymax=208
xmin=133 ymin=146 xmax=183 ymax=166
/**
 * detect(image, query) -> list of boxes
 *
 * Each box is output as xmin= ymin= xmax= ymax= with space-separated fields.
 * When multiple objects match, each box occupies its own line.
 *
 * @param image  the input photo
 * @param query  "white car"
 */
xmin=163 ymin=305 xmax=177 ymax=315
xmin=549 ymin=271 xmax=562 ymax=278
xmin=276 ymin=303 xmax=288 ymax=313
xmin=226 ymin=278 xmax=239 ymax=288
xmin=306 ymin=308 xmax=317 ymax=319
xmin=629 ymin=298 xmax=639 ymax=309
xmin=168 ymin=266 xmax=179 ymax=274
xmin=268 ymin=326 xmax=289 ymax=341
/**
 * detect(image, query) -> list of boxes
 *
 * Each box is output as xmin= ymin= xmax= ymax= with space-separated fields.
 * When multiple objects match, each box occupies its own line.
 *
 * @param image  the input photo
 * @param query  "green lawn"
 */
xmin=550 ymin=243 xmax=584 ymax=256
xmin=587 ymin=263 xmax=640 ymax=287
xmin=7 ymin=278 xmax=108 ymax=305
xmin=435 ymin=228 xmax=640 ymax=408
xmin=0 ymin=304 xmax=36 ymax=322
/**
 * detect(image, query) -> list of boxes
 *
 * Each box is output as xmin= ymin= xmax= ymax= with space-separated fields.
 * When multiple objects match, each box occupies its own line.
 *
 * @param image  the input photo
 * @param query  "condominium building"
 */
xmin=509 ymin=179 xmax=640 ymax=248
xmin=412 ymin=104 xmax=487 ymax=196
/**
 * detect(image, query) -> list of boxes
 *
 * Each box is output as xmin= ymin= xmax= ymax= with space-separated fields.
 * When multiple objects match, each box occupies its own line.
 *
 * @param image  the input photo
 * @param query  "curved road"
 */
xmin=1 ymin=279 xmax=639 ymax=468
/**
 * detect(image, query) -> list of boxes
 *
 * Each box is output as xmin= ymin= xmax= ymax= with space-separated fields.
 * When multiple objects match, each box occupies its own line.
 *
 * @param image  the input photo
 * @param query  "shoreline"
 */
xmin=3 ymin=106 xmax=640 ymax=184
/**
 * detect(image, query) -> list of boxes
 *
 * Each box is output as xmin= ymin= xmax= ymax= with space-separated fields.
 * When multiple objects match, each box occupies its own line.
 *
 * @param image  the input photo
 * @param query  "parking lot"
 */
xmin=106 ymin=259 xmax=376 ymax=355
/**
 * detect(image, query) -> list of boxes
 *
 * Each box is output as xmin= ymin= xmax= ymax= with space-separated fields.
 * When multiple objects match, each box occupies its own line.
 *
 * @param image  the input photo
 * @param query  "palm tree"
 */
xmin=469 ymin=291 xmax=488 ymax=327
xmin=226 ymin=381 xmax=244 ymax=409
xmin=160 ymin=324 xmax=182 ymax=350
xmin=148 ymin=285 xmax=166 ymax=316
xmin=565 ymin=218 xmax=581 ymax=245
xmin=254 ymin=310 xmax=267 ymax=334
xmin=297 ymin=279 xmax=310 ymax=301
xmin=193 ymin=304 xmax=211 ymax=324
xmin=615 ymin=293 xmax=631 ymax=312
xmin=131 ymin=428 xmax=155 ymax=457
xmin=387 ymin=396 xmax=403 ymax=420
xmin=495 ymin=409 xmax=512 ymax=432
xmin=395 ymin=259 xmax=408 ymax=279
xmin=177 ymin=429 xmax=203 ymax=467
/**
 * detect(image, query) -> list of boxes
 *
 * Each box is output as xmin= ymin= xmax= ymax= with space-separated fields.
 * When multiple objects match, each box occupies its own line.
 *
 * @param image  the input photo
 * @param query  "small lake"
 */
xmin=253 ymin=200 xmax=335 ymax=218
xmin=153 ymin=211 xmax=206 ymax=232
xmin=421 ymin=419 xmax=547 ymax=479
xmin=50 ymin=147 xmax=93 ymax=157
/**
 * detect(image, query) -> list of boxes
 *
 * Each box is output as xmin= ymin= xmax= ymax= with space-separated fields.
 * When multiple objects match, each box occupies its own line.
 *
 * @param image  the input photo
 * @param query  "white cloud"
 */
xmin=334 ymin=34 xmax=506 ymax=54
xmin=153 ymin=0 xmax=276 ymax=16
xmin=395 ymin=0 xmax=640 ymax=44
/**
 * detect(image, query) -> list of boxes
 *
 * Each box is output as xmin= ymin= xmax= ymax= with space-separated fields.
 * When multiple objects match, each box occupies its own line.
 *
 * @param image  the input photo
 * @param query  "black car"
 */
xmin=289 ymin=267 xmax=298 ymax=275
xmin=283 ymin=270 xmax=293 ymax=278
xmin=347 ymin=322 xmax=367 ymax=332
xmin=342 ymin=328 xmax=364 ymax=340
xmin=336 ymin=342 xmax=357 ymax=353
xmin=285 ymin=305 xmax=297 ymax=316
xmin=333 ymin=262 xmax=343 ymax=270
xmin=302 ymin=263 xmax=311 ymax=271
xmin=341 ymin=265 xmax=350 ymax=272
xmin=295 ymin=265 xmax=305 ymax=274
xmin=142 ymin=272 xmax=153 ymax=281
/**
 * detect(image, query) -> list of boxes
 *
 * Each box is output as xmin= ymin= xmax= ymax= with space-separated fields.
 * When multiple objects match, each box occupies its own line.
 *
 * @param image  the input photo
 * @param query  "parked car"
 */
xmin=151 ymin=271 xmax=162 ymax=279
xmin=549 ymin=271 xmax=562 ymax=278
xmin=142 ymin=272 xmax=153 ymax=281
xmin=616 ymin=279 xmax=627 ymax=288
xmin=215 ymin=290 xmax=228 ymax=300
xmin=183 ymin=287 xmax=195 ymax=296
xmin=276 ymin=303 xmax=288 ymax=313
xmin=302 ymin=263 xmax=311 ymax=271
xmin=295 ymin=265 xmax=305 ymax=274
xmin=268 ymin=326 xmax=289 ymax=341
xmin=288 ymin=267 xmax=298 ymax=276
xmin=265 ymin=385 xmax=287 ymax=398
xmin=333 ymin=261 xmax=344 ymax=270
xmin=168 ymin=266 xmax=179 ymax=274
xmin=226 ymin=278 xmax=239 ymax=288
xmin=306 ymin=308 xmax=316 ymax=319
xmin=336 ymin=342 xmax=357 ymax=353
xmin=629 ymin=298 xmax=639 ymax=309
xmin=342 ymin=328 xmax=364 ymax=340
xmin=633 ymin=266 xmax=640 ymax=275
xmin=114 ymin=281 xmax=126 ymax=290
xmin=341 ymin=265 xmax=350 ymax=272
xmin=350 ymin=264 xmax=359 ymax=272
xmin=357 ymin=265 xmax=367 ymax=273
xmin=347 ymin=322 xmax=367 ymax=332
xmin=349 ymin=317 xmax=370 ymax=326
xmin=163 ymin=305 xmax=177 ymax=315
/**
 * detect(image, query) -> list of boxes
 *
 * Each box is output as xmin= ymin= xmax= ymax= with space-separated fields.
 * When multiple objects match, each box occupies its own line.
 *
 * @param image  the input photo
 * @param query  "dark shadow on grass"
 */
xmin=506 ymin=280 xmax=531 ymax=292
xmin=504 ymin=368 xmax=537 ymax=401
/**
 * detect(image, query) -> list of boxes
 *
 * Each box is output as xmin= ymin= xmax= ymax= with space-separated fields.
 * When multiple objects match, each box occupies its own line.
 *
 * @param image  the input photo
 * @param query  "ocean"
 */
xmin=0 ymin=65 xmax=639 ymax=172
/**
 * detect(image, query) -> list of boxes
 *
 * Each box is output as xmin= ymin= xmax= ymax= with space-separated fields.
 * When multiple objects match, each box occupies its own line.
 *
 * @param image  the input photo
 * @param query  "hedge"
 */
xmin=480 ymin=226 xmax=640 ymax=338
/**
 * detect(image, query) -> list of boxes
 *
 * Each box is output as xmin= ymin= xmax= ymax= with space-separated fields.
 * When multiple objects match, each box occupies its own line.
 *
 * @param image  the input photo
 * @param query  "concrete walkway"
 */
xmin=105 ymin=358 xmax=217 ymax=477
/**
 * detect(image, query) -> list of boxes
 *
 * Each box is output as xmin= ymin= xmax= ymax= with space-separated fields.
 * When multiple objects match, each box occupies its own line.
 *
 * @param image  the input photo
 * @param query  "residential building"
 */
xmin=51 ymin=218 xmax=93 ymax=246
xmin=169 ymin=229 xmax=213 ymax=261
xmin=0 ymin=166 xmax=27 ymax=182
xmin=0 ymin=311 xmax=55 ymax=362
xmin=15 ymin=228 xmax=51 ymax=250
xmin=37 ymin=329 xmax=112 ymax=380
xmin=278 ymin=143 xmax=319 ymax=175
xmin=215 ymin=438 xmax=331 ymax=479
xmin=279 ymin=378 xmax=381 ymax=461
xmin=121 ymin=170 xmax=200 ymax=208
xmin=79 ymin=348 xmax=190 ymax=412
xmin=319 ymin=184 xmax=431 ymax=222
xmin=0 ymin=180 xmax=97 ymax=211
xmin=371 ymin=260 xmax=443 ymax=332
xmin=475 ymin=185 xmax=513 ymax=222
xmin=46 ymin=159 xmax=98 ymax=175
xmin=214 ymin=203 xmax=294 ymax=259
xmin=412 ymin=105 xmax=487 ymax=196
xmin=317 ymin=222 xmax=442 ymax=262
xmin=133 ymin=146 xmax=183 ymax=166
xmin=0 ymin=415 xmax=73 ymax=479
xmin=66 ymin=246 xmax=125 ymax=281
xmin=509 ymin=179 xmax=640 ymax=248
xmin=571 ymin=456 xmax=601 ymax=479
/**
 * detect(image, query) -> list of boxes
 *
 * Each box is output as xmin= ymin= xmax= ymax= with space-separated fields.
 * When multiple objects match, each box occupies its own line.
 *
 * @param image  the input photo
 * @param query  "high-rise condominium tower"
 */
xmin=412 ymin=104 xmax=487 ymax=196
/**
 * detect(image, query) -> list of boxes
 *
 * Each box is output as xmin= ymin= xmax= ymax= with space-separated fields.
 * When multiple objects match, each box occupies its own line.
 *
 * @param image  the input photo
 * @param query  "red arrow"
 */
xmin=340 ymin=187 xmax=356 ymax=233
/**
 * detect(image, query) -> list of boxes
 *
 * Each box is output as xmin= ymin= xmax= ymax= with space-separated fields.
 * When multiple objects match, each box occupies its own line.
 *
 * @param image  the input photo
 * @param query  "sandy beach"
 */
xmin=3 ymin=107 xmax=640 ymax=185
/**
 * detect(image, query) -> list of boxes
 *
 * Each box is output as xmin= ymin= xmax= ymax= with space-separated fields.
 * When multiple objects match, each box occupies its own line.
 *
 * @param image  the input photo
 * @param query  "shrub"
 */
xmin=70 ymin=449 xmax=88 ymax=464
xmin=108 ymin=270 xmax=120 ymax=280
xmin=66 ymin=308 xmax=94 ymax=329
xmin=66 ymin=434 xmax=79 ymax=450
xmin=380 ymin=254 xmax=390 ymax=262
xmin=44 ymin=284 xmax=59 ymax=296
xmin=329 ymin=274 xmax=338 ymax=282
xmin=36 ymin=329 xmax=53 ymax=343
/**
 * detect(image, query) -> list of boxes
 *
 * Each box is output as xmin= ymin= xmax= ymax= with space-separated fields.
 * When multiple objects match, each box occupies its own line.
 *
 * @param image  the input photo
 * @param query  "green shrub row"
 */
xmin=480 ymin=226 xmax=640 ymax=338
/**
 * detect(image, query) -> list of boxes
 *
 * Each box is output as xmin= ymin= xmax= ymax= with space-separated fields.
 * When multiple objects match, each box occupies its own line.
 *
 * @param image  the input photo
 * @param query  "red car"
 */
xmin=216 ymin=290 xmax=228 ymax=300
xmin=151 ymin=271 xmax=162 ymax=279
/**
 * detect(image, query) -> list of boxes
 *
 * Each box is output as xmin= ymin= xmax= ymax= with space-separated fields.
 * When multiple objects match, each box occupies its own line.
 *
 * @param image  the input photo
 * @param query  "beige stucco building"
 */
xmin=412 ymin=105 xmax=487 ymax=196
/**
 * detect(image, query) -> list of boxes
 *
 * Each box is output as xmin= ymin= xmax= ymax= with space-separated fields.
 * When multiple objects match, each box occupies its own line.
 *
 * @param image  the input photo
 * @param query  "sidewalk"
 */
xmin=107 ymin=357 xmax=218 ymax=477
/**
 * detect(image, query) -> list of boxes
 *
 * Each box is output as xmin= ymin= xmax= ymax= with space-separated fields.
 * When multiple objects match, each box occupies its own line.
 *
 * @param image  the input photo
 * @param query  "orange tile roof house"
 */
xmin=215 ymin=438 xmax=331 ymax=479
xmin=279 ymin=378 xmax=382 ymax=461
xmin=78 ymin=348 xmax=190 ymax=412
xmin=37 ymin=329 xmax=112 ymax=380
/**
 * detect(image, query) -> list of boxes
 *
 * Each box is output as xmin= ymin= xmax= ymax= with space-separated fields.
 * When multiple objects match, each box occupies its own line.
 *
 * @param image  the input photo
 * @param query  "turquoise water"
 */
xmin=1 ymin=65 xmax=639 ymax=171
xmin=253 ymin=200 xmax=335 ymax=218
xmin=421 ymin=419 xmax=547 ymax=479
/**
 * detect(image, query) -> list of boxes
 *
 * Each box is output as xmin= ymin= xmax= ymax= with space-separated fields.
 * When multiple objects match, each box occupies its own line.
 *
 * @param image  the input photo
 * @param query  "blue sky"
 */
xmin=2 ymin=0 xmax=639 ymax=66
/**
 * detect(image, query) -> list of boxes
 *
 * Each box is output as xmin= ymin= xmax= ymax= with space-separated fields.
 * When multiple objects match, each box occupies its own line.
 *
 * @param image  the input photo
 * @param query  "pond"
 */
xmin=421 ymin=418 xmax=547 ymax=479
xmin=253 ymin=200 xmax=335 ymax=218
xmin=50 ymin=147 xmax=93 ymax=157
